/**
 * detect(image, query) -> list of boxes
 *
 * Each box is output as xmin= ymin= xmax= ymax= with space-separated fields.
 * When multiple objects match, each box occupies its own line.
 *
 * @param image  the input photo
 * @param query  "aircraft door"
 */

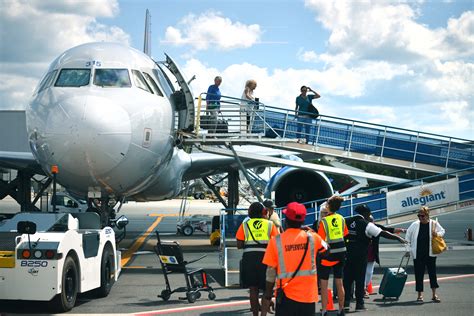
xmin=163 ymin=54 xmax=195 ymax=132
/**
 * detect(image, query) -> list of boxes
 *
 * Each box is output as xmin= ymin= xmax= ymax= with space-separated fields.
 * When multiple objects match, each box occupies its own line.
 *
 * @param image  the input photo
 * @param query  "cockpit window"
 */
xmin=94 ymin=69 xmax=131 ymax=87
xmin=36 ymin=70 xmax=57 ymax=94
xmin=55 ymin=69 xmax=90 ymax=87
xmin=153 ymin=66 xmax=175 ymax=98
xmin=143 ymin=72 xmax=164 ymax=96
xmin=132 ymin=70 xmax=152 ymax=93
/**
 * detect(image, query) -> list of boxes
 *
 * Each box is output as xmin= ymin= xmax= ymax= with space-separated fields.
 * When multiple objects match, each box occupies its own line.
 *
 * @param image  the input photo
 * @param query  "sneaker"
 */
xmin=355 ymin=303 xmax=367 ymax=311
xmin=343 ymin=302 xmax=350 ymax=311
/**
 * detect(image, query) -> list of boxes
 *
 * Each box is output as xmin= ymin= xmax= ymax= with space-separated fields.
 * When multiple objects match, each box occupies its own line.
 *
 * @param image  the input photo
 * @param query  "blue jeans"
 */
xmin=296 ymin=115 xmax=312 ymax=143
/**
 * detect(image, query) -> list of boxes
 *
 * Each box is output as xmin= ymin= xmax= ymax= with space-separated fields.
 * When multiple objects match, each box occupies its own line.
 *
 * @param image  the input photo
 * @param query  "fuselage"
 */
xmin=27 ymin=42 xmax=180 ymax=199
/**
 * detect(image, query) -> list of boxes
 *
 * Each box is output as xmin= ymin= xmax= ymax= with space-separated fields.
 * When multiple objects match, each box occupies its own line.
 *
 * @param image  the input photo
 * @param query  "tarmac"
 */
xmin=0 ymin=199 xmax=473 ymax=315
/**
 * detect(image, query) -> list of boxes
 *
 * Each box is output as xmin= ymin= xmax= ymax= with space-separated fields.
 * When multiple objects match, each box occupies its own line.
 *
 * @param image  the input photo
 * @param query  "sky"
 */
xmin=0 ymin=0 xmax=472 ymax=140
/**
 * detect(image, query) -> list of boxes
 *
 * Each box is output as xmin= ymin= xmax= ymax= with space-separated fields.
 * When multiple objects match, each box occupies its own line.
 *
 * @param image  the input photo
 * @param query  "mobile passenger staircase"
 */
xmin=181 ymin=93 xmax=473 ymax=287
xmin=183 ymin=93 xmax=473 ymax=175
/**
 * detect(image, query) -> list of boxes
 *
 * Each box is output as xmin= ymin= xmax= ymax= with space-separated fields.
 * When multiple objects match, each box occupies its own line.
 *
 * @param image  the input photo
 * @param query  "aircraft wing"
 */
xmin=0 ymin=110 xmax=44 ymax=174
xmin=0 ymin=151 xmax=43 ymax=174
xmin=184 ymin=145 xmax=299 ymax=180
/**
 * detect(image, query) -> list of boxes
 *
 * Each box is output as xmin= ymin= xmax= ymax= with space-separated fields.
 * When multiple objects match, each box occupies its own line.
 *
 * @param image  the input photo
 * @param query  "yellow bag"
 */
xmin=210 ymin=230 xmax=221 ymax=246
xmin=432 ymin=219 xmax=447 ymax=254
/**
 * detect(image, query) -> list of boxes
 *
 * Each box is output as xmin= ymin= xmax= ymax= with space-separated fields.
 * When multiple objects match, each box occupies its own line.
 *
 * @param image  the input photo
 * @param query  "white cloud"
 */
xmin=298 ymin=49 xmax=319 ymax=63
xmin=185 ymin=57 xmax=410 ymax=110
xmin=0 ymin=0 xmax=129 ymax=110
xmin=30 ymin=0 xmax=119 ymax=17
xmin=163 ymin=11 xmax=262 ymax=51
xmin=424 ymin=60 xmax=474 ymax=99
xmin=300 ymin=0 xmax=473 ymax=138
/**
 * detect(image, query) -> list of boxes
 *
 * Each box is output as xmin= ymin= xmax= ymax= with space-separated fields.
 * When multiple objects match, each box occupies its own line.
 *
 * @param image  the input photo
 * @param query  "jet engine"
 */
xmin=264 ymin=166 xmax=333 ymax=208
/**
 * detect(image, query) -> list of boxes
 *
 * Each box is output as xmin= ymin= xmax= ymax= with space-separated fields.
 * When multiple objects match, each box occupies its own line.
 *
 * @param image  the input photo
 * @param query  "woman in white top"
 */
xmin=240 ymin=79 xmax=257 ymax=133
xmin=406 ymin=206 xmax=445 ymax=303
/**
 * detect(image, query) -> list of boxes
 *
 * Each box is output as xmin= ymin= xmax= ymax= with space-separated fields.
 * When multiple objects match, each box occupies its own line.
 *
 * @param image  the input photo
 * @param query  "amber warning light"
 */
xmin=51 ymin=165 xmax=59 ymax=174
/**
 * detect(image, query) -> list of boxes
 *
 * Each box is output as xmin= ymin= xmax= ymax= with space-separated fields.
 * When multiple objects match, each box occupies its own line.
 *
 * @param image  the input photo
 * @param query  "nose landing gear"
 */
xmin=86 ymin=197 xmax=117 ymax=228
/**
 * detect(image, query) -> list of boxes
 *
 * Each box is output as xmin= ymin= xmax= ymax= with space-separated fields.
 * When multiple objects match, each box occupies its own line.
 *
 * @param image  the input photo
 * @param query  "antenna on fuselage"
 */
xmin=143 ymin=9 xmax=151 ymax=56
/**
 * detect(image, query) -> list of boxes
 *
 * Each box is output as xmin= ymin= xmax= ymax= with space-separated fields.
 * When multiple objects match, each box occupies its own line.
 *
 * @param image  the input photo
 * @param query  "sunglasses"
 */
xmin=417 ymin=214 xmax=426 ymax=218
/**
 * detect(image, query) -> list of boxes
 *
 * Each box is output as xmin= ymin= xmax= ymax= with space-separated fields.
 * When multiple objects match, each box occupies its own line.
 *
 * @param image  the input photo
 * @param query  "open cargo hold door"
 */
xmin=163 ymin=54 xmax=195 ymax=133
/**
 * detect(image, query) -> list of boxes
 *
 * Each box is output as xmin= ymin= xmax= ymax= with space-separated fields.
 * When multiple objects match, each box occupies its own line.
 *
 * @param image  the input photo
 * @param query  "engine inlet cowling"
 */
xmin=265 ymin=167 xmax=333 ymax=208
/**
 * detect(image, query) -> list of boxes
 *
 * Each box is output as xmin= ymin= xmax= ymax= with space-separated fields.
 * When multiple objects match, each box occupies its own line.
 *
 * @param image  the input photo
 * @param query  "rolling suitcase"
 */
xmin=378 ymin=253 xmax=410 ymax=300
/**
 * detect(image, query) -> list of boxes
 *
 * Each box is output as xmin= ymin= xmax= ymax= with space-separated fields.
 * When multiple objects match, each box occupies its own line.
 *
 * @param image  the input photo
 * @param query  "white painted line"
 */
xmin=133 ymin=299 xmax=249 ymax=316
xmin=379 ymin=245 xmax=473 ymax=252
xmin=133 ymin=274 xmax=474 ymax=315
xmin=373 ymin=273 xmax=474 ymax=290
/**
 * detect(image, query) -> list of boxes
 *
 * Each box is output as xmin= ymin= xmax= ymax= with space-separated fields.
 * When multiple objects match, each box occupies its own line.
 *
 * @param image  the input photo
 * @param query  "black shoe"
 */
xmin=337 ymin=310 xmax=346 ymax=316
xmin=355 ymin=303 xmax=367 ymax=311
xmin=344 ymin=302 xmax=350 ymax=311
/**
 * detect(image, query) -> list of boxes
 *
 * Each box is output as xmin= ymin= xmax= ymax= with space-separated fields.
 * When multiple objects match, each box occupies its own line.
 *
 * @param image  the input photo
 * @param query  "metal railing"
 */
xmin=193 ymin=93 xmax=473 ymax=171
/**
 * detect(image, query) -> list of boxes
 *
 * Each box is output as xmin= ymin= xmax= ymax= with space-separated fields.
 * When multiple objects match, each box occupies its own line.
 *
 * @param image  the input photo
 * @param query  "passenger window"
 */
xmin=94 ymin=69 xmax=131 ymax=87
xmin=37 ymin=70 xmax=57 ymax=93
xmin=143 ymin=72 xmax=164 ymax=96
xmin=132 ymin=70 xmax=152 ymax=93
xmin=55 ymin=69 xmax=91 ymax=87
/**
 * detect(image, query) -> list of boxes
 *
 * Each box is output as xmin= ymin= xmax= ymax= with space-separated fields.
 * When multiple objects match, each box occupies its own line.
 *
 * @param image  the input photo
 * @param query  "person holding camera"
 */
xmin=295 ymin=85 xmax=320 ymax=144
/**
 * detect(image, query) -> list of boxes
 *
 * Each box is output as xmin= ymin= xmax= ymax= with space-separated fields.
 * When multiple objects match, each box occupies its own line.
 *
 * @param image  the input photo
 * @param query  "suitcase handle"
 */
xmin=397 ymin=251 xmax=410 ymax=274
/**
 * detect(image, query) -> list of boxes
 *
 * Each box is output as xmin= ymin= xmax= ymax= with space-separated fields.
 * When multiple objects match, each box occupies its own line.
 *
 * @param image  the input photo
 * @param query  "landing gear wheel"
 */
xmin=94 ymin=244 xmax=115 ymax=297
xmin=160 ymin=289 xmax=171 ymax=301
xmin=182 ymin=225 xmax=194 ymax=236
xmin=187 ymin=292 xmax=197 ymax=303
xmin=51 ymin=256 xmax=78 ymax=312
xmin=208 ymin=292 xmax=216 ymax=300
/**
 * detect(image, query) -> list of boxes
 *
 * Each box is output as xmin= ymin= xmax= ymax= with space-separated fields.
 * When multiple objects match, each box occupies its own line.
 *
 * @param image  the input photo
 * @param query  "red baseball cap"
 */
xmin=283 ymin=202 xmax=307 ymax=222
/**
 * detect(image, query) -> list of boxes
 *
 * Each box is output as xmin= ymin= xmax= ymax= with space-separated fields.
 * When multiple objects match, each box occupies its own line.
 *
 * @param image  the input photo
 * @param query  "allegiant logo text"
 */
xmin=401 ymin=190 xmax=446 ymax=208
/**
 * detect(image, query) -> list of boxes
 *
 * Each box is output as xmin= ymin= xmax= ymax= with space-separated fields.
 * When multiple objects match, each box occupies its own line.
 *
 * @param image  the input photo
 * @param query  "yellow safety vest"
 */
xmin=242 ymin=218 xmax=273 ymax=252
xmin=321 ymin=213 xmax=346 ymax=254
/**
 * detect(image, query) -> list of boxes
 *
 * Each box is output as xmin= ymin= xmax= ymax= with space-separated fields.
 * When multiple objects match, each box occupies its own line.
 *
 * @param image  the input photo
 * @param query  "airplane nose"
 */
xmin=44 ymin=95 xmax=132 ymax=177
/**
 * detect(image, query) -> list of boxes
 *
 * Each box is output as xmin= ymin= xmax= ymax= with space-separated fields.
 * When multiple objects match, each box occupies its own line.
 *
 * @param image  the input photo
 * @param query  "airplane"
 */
xmin=0 ymin=10 xmax=334 ymax=225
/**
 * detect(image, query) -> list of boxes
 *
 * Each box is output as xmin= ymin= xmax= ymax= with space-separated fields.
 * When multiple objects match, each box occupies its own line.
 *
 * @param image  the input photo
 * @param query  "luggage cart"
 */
xmin=154 ymin=230 xmax=216 ymax=303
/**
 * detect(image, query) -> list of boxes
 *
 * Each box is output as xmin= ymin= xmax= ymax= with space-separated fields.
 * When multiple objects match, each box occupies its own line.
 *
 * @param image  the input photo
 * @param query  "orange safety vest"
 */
xmin=274 ymin=229 xmax=320 ymax=303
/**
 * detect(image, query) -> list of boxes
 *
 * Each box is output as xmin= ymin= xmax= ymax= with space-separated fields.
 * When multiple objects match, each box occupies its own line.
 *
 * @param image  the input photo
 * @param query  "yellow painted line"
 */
xmin=121 ymin=216 xmax=163 ymax=267
xmin=122 ymin=266 xmax=147 ymax=269
xmin=149 ymin=213 xmax=179 ymax=217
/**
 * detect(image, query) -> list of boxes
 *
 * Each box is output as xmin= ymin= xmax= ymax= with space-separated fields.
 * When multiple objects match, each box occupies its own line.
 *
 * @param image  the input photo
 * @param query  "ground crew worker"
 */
xmin=343 ymin=204 xmax=406 ymax=312
xmin=261 ymin=202 xmax=328 ymax=316
xmin=263 ymin=199 xmax=283 ymax=233
xmin=317 ymin=195 xmax=348 ymax=316
xmin=236 ymin=202 xmax=279 ymax=316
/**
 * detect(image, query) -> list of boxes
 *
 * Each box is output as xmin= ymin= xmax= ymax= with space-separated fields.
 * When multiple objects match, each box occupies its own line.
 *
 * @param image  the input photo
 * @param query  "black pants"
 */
xmin=414 ymin=256 xmax=439 ymax=292
xmin=343 ymin=251 xmax=367 ymax=306
xmin=276 ymin=295 xmax=315 ymax=316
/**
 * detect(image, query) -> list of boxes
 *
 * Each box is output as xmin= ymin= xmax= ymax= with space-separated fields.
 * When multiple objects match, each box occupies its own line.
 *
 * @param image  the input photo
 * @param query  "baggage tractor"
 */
xmin=378 ymin=252 xmax=410 ymax=300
